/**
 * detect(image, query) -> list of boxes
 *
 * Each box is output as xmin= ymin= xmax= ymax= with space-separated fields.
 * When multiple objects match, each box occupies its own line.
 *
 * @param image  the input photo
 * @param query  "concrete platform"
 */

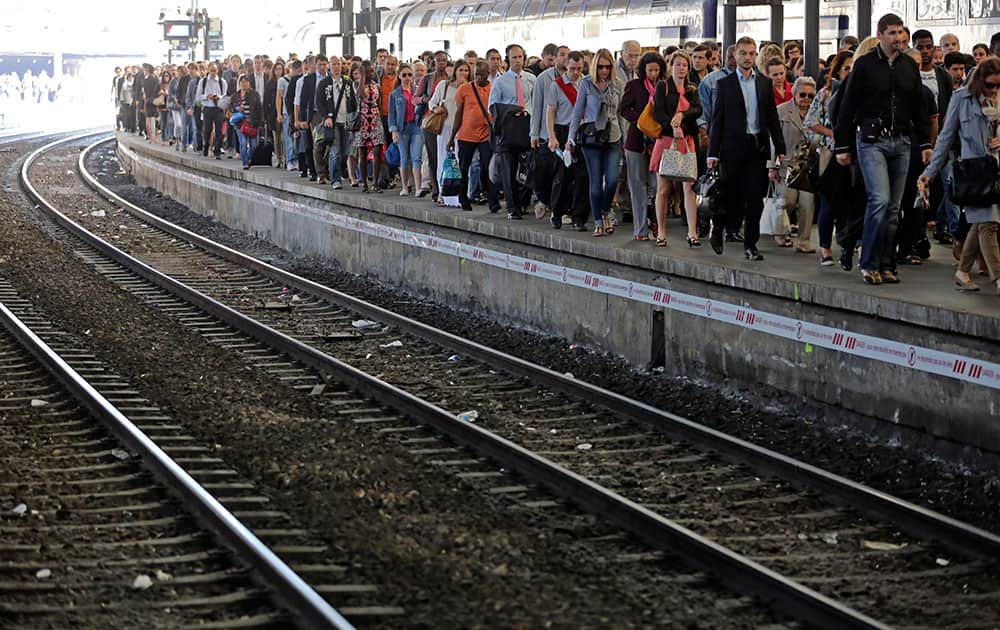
xmin=115 ymin=132 xmax=1000 ymax=452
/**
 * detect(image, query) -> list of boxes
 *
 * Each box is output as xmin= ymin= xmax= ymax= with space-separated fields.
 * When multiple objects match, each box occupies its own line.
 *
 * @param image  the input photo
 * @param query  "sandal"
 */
xmin=776 ymin=237 xmax=794 ymax=248
xmin=634 ymin=234 xmax=650 ymax=241
xmin=592 ymin=226 xmax=604 ymax=237
xmin=603 ymin=216 xmax=615 ymax=234
xmin=656 ymin=237 xmax=667 ymax=247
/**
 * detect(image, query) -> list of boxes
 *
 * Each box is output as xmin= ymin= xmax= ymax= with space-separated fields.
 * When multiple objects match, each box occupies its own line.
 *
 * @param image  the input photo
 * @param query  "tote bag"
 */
xmin=759 ymin=183 xmax=790 ymax=235
xmin=658 ymin=142 xmax=697 ymax=181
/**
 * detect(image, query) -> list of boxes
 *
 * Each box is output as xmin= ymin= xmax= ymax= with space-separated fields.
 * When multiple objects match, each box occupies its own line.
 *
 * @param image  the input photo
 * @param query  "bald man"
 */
xmin=940 ymin=33 xmax=960 ymax=55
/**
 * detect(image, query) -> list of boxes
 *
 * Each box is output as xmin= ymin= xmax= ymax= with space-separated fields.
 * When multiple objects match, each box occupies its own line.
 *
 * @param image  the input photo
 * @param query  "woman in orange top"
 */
xmin=447 ymin=61 xmax=500 ymax=212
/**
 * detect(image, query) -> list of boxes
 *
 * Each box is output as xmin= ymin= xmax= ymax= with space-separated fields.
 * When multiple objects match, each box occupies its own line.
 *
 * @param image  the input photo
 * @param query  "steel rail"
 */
xmin=33 ymin=130 xmax=888 ymax=628
xmin=91 ymin=136 xmax=1000 ymax=562
xmin=17 ymin=135 xmax=355 ymax=630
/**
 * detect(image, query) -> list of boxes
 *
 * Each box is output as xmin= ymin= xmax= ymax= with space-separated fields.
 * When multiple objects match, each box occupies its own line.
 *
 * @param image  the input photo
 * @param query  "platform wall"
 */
xmin=117 ymin=137 xmax=1000 ymax=453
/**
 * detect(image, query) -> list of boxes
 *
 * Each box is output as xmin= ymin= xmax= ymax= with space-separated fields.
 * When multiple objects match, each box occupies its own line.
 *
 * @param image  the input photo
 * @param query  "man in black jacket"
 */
xmin=834 ymin=13 xmax=931 ymax=285
xmin=295 ymin=56 xmax=319 ymax=180
xmin=132 ymin=66 xmax=146 ymax=136
xmin=284 ymin=60 xmax=303 ymax=172
xmin=317 ymin=56 xmax=354 ymax=189
xmin=707 ymin=36 xmax=785 ymax=260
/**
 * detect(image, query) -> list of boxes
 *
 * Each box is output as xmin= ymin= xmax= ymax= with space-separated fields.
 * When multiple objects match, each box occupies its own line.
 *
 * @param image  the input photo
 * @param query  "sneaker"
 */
xmin=286 ymin=163 xmax=297 ymax=172
xmin=507 ymin=211 xmax=523 ymax=220
xmin=533 ymin=201 xmax=549 ymax=219
xmin=332 ymin=182 xmax=343 ymax=190
xmin=562 ymin=215 xmax=573 ymax=225
xmin=317 ymin=176 xmax=328 ymax=185
xmin=819 ymin=255 xmax=835 ymax=267
xmin=399 ymin=189 xmax=409 ymax=196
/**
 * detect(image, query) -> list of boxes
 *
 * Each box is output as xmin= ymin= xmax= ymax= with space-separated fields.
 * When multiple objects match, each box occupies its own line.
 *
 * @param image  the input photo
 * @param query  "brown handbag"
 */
xmin=637 ymin=99 xmax=662 ymax=139
xmin=421 ymin=83 xmax=449 ymax=135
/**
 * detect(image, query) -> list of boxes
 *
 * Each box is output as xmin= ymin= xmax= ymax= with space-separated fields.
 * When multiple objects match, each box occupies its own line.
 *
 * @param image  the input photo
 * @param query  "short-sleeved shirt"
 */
xmin=455 ymin=82 xmax=492 ymax=143
xmin=546 ymin=75 xmax=577 ymax=126
xmin=277 ymin=76 xmax=290 ymax=115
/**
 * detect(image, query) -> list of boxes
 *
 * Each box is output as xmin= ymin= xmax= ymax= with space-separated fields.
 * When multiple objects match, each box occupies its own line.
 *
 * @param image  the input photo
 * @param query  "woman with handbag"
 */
xmin=650 ymin=50 xmax=702 ymax=247
xmin=919 ymin=57 xmax=1000 ymax=294
xmin=415 ymin=52 xmax=451 ymax=200
xmin=388 ymin=63 xmax=425 ymax=196
xmin=567 ymin=49 xmax=623 ymax=237
xmin=619 ymin=52 xmax=665 ymax=241
xmin=428 ymin=60 xmax=469 ymax=207
xmin=777 ymin=76 xmax=819 ymax=252
xmin=233 ymin=75 xmax=263 ymax=169
xmin=352 ymin=61 xmax=387 ymax=193
xmin=346 ymin=63 xmax=363 ymax=187
xmin=158 ymin=71 xmax=172 ymax=144
xmin=805 ymin=50 xmax=853 ymax=266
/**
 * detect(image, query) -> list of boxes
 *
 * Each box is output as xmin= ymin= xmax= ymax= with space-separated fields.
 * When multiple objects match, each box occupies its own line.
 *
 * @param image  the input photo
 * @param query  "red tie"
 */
xmin=515 ymin=74 xmax=525 ymax=107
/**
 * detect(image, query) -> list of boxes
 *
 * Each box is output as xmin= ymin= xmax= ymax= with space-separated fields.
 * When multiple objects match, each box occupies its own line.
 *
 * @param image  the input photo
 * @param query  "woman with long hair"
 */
xmin=388 ymin=63 xmax=424 ymax=195
xmin=346 ymin=63 xmax=362 ymax=187
xmin=568 ymin=48 xmax=623 ymax=237
xmin=266 ymin=61 xmax=285 ymax=168
xmin=158 ymin=70 xmax=172 ymax=144
xmin=234 ymin=74 xmax=263 ymax=169
xmin=805 ymin=49 xmax=854 ymax=265
xmin=353 ymin=61 xmax=386 ymax=192
xmin=619 ymin=51 xmax=666 ymax=240
xmin=428 ymin=59 xmax=469 ymax=207
xmin=649 ymin=50 xmax=702 ymax=247
xmin=920 ymin=57 xmax=1000 ymax=294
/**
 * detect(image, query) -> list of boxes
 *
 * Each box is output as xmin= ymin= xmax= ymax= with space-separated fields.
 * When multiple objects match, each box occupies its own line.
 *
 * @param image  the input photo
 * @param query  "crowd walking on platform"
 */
xmin=112 ymin=20 xmax=1000 ymax=294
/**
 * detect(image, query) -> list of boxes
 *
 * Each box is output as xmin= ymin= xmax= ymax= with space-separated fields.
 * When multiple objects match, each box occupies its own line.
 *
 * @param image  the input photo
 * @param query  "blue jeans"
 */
xmin=282 ymin=116 xmax=297 ymax=167
xmin=183 ymin=110 xmax=197 ymax=147
xmin=237 ymin=129 xmax=258 ymax=166
xmin=326 ymin=122 xmax=350 ymax=185
xmin=397 ymin=121 xmax=423 ymax=168
xmin=936 ymin=159 xmax=959 ymax=236
xmin=856 ymin=134 xmax=910 ymax=272
xmin=581 ymin=143 xmax=622 ymax=223
xmin=469 ymin=155 xmax=481 ymax=198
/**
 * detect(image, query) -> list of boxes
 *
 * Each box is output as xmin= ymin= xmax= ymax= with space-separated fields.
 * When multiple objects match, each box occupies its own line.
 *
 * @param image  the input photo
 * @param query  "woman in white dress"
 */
xmin=428 ymin=60 xmax=470 ymax=207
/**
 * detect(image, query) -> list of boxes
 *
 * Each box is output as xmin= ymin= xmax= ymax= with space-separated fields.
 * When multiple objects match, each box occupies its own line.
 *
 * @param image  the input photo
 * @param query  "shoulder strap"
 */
xmin=554 ymin=76 xmax=577 ymax=105
xmin=331 ymin=78 xmax=346 ymax=120
xmin=470 ymin=83 xmax=491 ymax=123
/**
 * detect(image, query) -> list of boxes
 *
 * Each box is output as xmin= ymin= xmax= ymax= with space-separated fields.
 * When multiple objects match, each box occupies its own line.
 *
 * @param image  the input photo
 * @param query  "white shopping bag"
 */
xmin=759 ymin=183 xmax=790 ymax=235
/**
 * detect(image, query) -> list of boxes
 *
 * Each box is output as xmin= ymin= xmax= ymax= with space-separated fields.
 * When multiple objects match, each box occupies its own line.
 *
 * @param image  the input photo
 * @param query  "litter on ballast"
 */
xmin=379 ymin=340 xmax=403 ymax=348
xmin=35 ymin=569 xmax=51 ymax=579
xmin=458 ymin=410 xmax=479 ymax=423
xmin=111 ymin=448 xmax=130 ymax=461
xmin=131 ymin=574 xmax=153 ymax=590
xmin=861 ymin=540 xmax=908 ymax=551
xmin=30 ymin=399 xmax=48 ymax=408
xmin=351 ymin=319 xmax=380 ymax=330
xmin=575 ymin=443 xmax=593 ymax=451
xmin=12 ymin=503 xmax=27 ymax=516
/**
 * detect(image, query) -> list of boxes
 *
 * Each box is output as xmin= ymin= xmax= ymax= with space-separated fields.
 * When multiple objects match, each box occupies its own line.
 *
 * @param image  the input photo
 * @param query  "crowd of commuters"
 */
xmin=114 ymin=21 xmax=1000 ymax=294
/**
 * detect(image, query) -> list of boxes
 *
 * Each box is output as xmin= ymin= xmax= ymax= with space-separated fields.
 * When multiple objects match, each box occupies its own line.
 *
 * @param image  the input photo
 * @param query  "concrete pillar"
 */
xmin=770 ymin=1 xmax=783 ymax=44
xmin=804 ymin=0 xmax=820 ymax=79
xmin=723 ymin=2 xmax=737 ymax=51
xmin=702 ymin=0 xmax=718 ymax=39
xmin=857 ymin=0 xmax=871 ymax=39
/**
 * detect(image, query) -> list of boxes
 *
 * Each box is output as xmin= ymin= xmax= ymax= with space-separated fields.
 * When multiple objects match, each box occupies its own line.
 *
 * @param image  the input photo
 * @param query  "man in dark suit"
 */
xmin=707 ymin=36 xmax=786 ymax=260
xmin=295 ymin=55 xmax=320 ymax=180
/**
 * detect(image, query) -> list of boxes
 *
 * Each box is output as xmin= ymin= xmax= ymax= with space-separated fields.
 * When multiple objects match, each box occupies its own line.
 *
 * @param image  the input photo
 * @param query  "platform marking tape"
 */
xmin=124 ymin=145 xmax=1000 ymax=391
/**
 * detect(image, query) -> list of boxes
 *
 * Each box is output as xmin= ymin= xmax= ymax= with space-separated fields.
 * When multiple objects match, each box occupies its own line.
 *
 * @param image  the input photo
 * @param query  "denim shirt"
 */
xmin=387 ymin=85 xmax=422 ymax=132
xmin=924 ymin=88 xmax=1000 ymax=222
xmin=697 ymin=67 xmax=732 ymax=128
xmin=569 ymin=75 xmax=622 ymax=144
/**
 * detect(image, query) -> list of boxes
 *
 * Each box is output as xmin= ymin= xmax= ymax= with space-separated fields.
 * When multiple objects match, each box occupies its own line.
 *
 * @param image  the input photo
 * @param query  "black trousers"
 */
xmin=300 ymin=122 xmax=316 ymax=177
xmin=202 ymin=107 xmax=224 ymax=156
xmin=532 ymin=145 xmax=558 ymax=206
xmin=194 ymin=107 xmax=204 ymax=151
xmin=458 ymin=139 xmax=500 ymax=212
xmin=496 ymin=149 xmax=531 ymax=215
xmin=549 ymin=124 xmax=589 ymax=225
xmin=716 ymin=135 xmax=770 ymax=249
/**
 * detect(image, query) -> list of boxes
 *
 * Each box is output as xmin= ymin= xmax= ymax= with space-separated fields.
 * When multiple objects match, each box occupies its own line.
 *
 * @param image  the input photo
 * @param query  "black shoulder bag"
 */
xmin=951 ymin=156 xmax=1000 ymax=207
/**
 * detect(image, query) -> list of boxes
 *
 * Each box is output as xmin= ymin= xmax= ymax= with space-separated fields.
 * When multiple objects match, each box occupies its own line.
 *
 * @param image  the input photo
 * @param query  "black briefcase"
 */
xmin=251 ymin=134 xmax=274 ymax=166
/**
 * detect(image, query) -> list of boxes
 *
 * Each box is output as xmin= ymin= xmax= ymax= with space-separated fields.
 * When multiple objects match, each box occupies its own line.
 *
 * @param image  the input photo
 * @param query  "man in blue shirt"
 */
xmin=488 ymin=44 xmax=536 ymax=219
xmin=707 ymin=37 xmax=785 ymax=260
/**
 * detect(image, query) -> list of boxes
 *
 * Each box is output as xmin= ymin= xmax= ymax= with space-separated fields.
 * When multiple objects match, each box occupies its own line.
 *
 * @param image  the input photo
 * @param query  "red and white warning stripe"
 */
xmin=130 ymin=147 xmax=1000 ymax=391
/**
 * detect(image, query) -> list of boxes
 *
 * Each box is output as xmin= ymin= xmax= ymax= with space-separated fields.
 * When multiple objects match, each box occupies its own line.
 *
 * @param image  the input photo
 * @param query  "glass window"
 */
xmin=520 ymin=0 xmax=545 ymax=19
xmin=541 ymin=0 xmax=562 ymax=17
xmin=626 ymin=0 xmax=650 ymax=14
xmin=472 ymin=3 xmax=490 ymax=23
xmin=418 ymin=9 xmax=435 ymax=27
xmin=606 ymin=0 xmax=628 ymax=17
xmin=561 ymin=0 xmax=585 ymax=17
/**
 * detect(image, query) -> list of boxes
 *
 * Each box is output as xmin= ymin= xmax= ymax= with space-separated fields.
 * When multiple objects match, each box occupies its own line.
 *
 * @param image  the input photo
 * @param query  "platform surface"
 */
xmin=118 ymin=133 xmax=1000 ymax=341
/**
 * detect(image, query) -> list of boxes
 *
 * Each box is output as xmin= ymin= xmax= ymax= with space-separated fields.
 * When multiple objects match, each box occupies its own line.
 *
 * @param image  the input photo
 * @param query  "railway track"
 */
xmin=17 ymin=133 xmax=1000 ymax=628
xmin=0 ymin=277 xmax=404 ymax=628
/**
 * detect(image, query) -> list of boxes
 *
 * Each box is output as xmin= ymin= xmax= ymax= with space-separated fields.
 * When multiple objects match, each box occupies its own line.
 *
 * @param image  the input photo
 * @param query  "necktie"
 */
xmin=515 ymin=74 xmax=525 ymax=107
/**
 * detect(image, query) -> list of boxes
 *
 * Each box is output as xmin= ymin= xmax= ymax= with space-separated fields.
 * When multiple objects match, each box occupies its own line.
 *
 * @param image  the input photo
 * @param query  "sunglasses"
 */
xmin=985 ymin=81 xmax=1000 ymax=89
xmin=597 ymin=64 xmax=612 ymax=70
xmin=401 ymin=73 xmax=413 ymax=77
xmin=798 ymin=92 xmax=816 ymax=99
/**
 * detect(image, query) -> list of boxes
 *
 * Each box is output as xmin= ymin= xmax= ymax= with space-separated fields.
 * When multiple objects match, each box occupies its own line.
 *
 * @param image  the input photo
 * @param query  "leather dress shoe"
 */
xmin=745 ymin=247 xmax=764 ymax=261
xmin=726 ymin=232 xmax=745 ymax=243
xmin=709 ymin=231 xmax=724 ymax=255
